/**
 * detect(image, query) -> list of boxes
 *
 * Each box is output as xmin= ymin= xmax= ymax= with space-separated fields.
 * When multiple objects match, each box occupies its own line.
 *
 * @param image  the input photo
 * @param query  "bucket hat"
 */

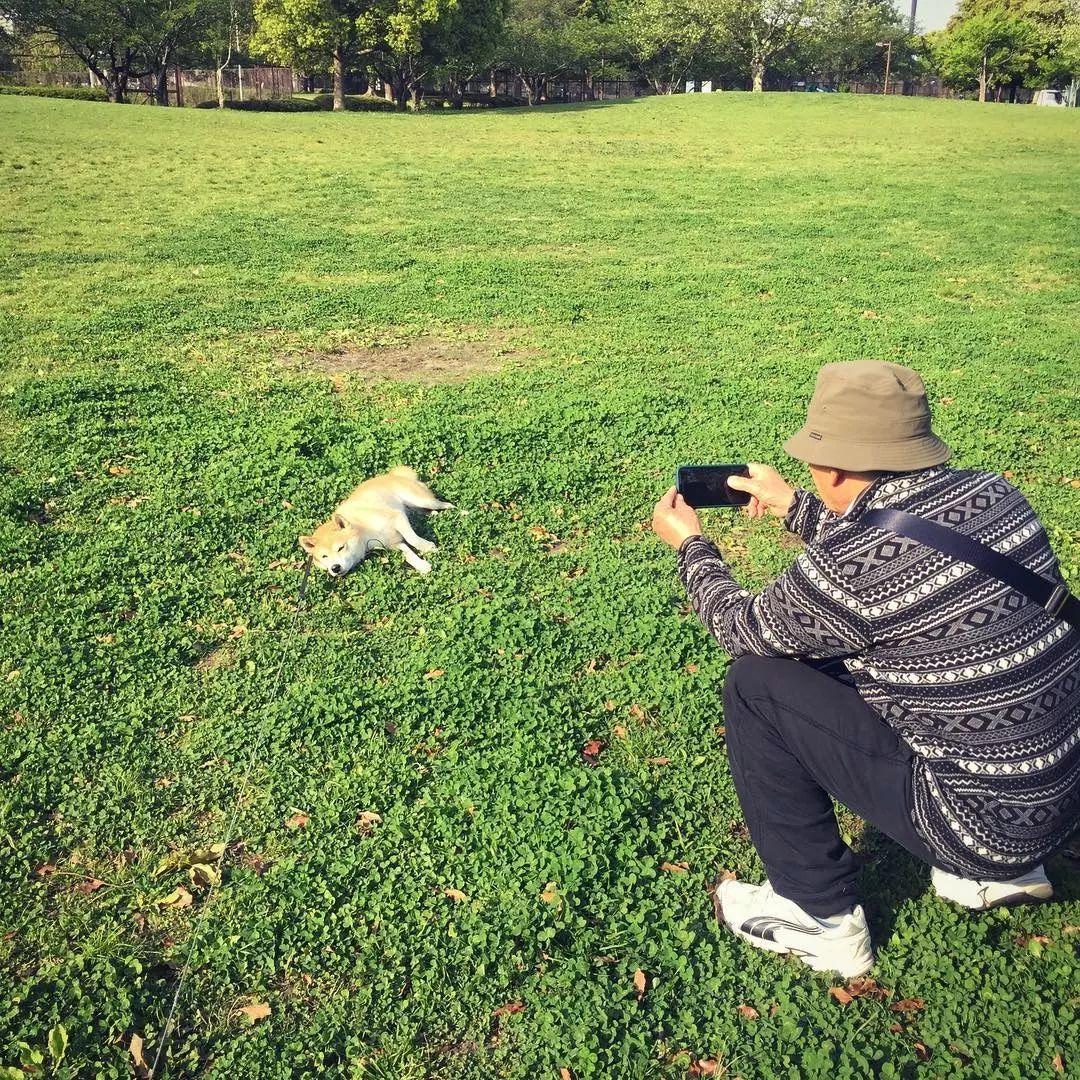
xmin=783 ymin=361 xmax=951 ymax=472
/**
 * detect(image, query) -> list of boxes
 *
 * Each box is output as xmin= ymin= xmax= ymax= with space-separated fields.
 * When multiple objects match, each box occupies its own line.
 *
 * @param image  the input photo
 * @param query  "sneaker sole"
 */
xmin=936 ymin=885 xmax=1053 ymax=910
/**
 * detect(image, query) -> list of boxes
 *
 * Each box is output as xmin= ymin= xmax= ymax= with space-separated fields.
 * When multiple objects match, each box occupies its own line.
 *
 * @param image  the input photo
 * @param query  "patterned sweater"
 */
xmin=678 ymin=466 xmax=1080 ymax=879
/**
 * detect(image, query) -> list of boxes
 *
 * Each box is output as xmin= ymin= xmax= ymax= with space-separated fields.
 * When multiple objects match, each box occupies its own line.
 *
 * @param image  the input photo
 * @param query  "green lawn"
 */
xmin=1 ymin=92 xmax=1078 ymax=1079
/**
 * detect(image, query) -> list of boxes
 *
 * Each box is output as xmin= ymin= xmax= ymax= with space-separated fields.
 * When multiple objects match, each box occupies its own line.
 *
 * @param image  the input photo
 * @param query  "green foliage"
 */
xmin=194 ymin=94 xmax=325 ymax=107
xmin=0 ymin=82 xmax=108 ymax=99
xmin=0 ymin=92 xmax=1078 ymax=1077
xmin=933 ymin=4 xmax=1042 ymax=93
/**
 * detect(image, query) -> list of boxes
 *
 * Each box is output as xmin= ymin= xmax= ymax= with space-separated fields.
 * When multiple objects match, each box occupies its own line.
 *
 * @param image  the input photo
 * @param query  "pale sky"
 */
xmin=897 ymin=0 xmax=959 ymax=32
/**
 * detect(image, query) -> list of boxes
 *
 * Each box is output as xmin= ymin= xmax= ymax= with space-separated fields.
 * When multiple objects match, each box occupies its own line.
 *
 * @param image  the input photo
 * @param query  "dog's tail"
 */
xmin=389 ymin=465 xmax=418 ymax=481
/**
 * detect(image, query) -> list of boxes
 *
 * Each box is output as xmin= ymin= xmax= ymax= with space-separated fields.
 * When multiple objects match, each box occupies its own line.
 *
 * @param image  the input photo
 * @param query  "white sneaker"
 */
xmin=715 ymin=879 xmax=874 ymax=978
xmin=931 ymin=865 xmax=1053 ymax=910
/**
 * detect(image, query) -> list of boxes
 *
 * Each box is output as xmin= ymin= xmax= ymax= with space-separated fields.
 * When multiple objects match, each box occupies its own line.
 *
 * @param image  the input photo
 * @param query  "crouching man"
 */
xmin=652 ymin=360 xmax=1079 ymax=977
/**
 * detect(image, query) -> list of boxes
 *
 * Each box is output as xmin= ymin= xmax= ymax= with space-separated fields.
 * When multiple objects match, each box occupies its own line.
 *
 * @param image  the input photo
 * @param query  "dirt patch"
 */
xmin=298 ymin=330 xmax=540 ymax=385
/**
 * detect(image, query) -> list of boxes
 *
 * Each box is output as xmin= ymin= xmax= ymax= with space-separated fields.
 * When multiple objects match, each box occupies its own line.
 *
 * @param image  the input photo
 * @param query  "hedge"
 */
xmin=0 ymin=84 xmax=108 ymax=101
xmin=193 ymin=97 xmax=322 ymax=112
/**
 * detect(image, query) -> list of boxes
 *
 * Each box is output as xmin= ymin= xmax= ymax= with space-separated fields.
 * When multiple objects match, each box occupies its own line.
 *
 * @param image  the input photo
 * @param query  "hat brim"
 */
xmin=783 ymin=426 xmax=952 ymax=472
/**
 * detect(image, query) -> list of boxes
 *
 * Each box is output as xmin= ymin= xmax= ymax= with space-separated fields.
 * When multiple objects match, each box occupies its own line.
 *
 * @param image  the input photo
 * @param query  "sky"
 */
xmin=899 ymin=0 xmax=959 ymax=32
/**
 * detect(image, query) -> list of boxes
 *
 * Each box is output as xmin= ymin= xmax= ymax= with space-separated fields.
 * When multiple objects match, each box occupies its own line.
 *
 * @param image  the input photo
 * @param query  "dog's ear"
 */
xmin=332 ymin=513 xmax=348 ymax=529
xmin=298 ymin=535 xmax=316 ymax=552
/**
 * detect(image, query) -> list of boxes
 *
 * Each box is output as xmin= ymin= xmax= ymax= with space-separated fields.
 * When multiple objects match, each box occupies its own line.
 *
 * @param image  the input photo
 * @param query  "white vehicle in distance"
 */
xmin=1031 ymin=88 xmax=1065 ymax=106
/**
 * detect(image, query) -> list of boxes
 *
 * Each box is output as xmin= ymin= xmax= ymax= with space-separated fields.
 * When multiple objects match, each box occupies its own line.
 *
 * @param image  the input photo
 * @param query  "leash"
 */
xmin=149 ymin=556 xmax=313 ymax=1078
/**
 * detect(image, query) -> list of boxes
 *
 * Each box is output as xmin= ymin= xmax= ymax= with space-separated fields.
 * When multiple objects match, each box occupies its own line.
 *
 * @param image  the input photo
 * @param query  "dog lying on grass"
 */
xmin=299 ymin=467 xmax=454 ymax=576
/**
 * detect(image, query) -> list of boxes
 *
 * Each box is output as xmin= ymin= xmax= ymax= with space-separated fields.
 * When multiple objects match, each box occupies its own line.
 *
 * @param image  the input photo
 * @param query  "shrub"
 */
xmin=0 ymin=84 xmax=108 ymax=101
xmin=193 ymin=97 xmax=321 ymax=112
xmin=309 ymin=93 xmax=399 ymax=112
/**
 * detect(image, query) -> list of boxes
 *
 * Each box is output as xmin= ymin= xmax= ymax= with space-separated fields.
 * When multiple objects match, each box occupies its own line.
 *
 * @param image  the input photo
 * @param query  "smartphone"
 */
xmin=676 ymin=464 xmax=751 ymax=508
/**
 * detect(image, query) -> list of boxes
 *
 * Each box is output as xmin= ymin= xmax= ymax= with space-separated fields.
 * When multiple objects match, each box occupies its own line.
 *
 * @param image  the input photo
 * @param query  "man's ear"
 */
xmin=332 ymin=513 xmax=347 ymax=529
xmin=299 ymin=535 xmax=316 ymax=552
xmin=823 ymin=468 xmax=845 ymax=490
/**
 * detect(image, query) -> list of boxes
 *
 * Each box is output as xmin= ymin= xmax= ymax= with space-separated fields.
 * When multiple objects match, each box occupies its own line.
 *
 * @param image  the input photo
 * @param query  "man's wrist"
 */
xmin=678 ymin=533 xmax=706 ymax=555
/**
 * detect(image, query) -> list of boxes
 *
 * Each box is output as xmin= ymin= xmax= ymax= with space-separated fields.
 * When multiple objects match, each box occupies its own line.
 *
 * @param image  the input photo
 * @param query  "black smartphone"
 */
xmin=676 ymin=464 xmax=751 ymax=508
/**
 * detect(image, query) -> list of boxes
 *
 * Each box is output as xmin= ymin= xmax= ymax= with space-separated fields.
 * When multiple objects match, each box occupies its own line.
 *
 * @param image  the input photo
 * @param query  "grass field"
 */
xmin=1 ymin=92 xmax=1079 ymax=1078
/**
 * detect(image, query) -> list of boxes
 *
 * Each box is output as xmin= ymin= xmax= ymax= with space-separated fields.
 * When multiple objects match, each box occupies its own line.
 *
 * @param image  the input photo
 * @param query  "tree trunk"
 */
xmin=489 ymin=70 xmax=497 ymax=98
xmin=153 ymin=65 xmax=169 ymax=105
xmin=333 ymin=44 xmax=346 ymax=111
xmin=978 ymin=73 xmax=987 ymax=102
xmin=751 ymin=58 xmax=765 ymax=93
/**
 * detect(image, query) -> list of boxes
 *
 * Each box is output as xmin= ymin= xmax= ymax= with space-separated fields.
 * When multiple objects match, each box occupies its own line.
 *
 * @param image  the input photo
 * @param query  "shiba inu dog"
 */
xmin=299 ymin=467 xmax=454 ymax=576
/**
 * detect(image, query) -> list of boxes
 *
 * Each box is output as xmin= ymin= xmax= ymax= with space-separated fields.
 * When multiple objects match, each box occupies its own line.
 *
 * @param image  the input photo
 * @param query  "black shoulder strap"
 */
xmin=862 ymin=507 xmax=1079 ymax=630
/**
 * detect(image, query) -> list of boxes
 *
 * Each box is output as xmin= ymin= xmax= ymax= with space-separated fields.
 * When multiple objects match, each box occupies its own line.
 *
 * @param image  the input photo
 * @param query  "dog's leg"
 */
xmin=396 ymin=542 xmax=432 ymax=575
xmin=402 ymin=482 xmax=455 ymax=512
xmin=393 ymin=511 xmax=437 ymax=554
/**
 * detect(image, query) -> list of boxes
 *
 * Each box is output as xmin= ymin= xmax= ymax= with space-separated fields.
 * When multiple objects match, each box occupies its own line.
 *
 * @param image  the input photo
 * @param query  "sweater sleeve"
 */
xmin=677 ymin=535 xmax=874 ymax=660
xmin=785 ymin=489 xmax=838 ymax=544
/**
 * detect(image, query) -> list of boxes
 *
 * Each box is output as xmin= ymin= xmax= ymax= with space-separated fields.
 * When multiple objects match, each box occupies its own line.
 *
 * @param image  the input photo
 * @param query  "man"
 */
xmin=652 ymin=360 xmax=1079 ymax=978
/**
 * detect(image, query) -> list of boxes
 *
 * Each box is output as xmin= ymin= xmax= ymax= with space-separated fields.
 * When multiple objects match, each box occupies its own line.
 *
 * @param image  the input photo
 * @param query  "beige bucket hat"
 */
xmin=783 ymin=360 xmax=951 ymax=472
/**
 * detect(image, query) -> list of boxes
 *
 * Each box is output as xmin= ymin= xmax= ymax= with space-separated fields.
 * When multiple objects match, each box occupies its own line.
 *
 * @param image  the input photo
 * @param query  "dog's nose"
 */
xmin=331 ymin=563 xmax=342 ymax=576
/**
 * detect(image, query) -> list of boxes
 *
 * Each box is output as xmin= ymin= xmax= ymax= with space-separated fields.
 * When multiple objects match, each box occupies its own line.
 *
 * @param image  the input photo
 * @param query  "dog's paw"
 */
xmin=415 ymin=540 xmax=437 ymax=554
xmin=414 ymin=559 xmax=433 ymax=575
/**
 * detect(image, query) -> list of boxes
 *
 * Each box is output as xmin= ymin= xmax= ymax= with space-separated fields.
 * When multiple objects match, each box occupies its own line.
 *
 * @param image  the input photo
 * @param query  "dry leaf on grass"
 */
xmin=284 ymin=812 xmax=309 ymax=829
xmin=890 ymin=998 xmax=925 ymax=1013
xmin=736 ymin=1004 xmax=759 ymax=1020
xmin=34 ymin=863 xmax=57 ymax=878
xmin=238 ymin=1001 xmax=271 ymax=1024
xmin=356 ymin=810 xmax=382 ymax=835
xmin=830 ymin=986 xmax=854 ymax=1005
xmin=444 ymin=888 xmax=468 ymax=902
xmin=74 ymin=878 xmax=106 ymax=894
xmin=157 ymin=886 xmax=193 ymax=909
xmin=560 ymin=1069 xmax=572 ymax=1080
xmin=644 ymin=756 xmax=671 ymax=765
xmin=914 ymin=1043 xmax=930 ymax=1062
xmin=1052 ymin=1054 xmax=1065 ymax=1073
xmin=661 ymin=861 xmax=689 ymax=873
xmin=633 ymin=969 xmax=647 ymax=1000
xmin=424 ymin=668 xmax=445 ymax=680
xmin=492 ymin=1002 xmax=525 ymax=1016
xmin=129 ymin=1033 xmax=147 ymax=1071
xmin=540 ymin=882 xmax=560 ymax=903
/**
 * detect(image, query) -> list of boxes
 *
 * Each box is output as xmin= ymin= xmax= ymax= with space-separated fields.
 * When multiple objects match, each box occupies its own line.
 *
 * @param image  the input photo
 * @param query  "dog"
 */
xmin=299 ymin=467 xmax=453 ymax=576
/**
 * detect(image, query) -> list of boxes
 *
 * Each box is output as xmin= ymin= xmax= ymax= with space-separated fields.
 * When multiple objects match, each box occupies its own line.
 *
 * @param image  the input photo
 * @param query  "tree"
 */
xmin=933 ymin=5 xmax=1038 ymax=99
xmin=801 ymin=0 xmax=906 ymax=86
xmin=368 ymin=0 xmax=460 ymax=110
xmin=253 ymin=0 xmax=370 ymax=109
xmin=720 ymin=0 xmax=822 ymax=90
xmin=0 ymin=0 xmax=209 ymax=102
xmin=498 ymin=0 xmax=581 ymax=103
xmin=184 ymin=0 xmax=254 ymax=107
xmin=428 ymin=0 xmax=508 ymax=105
xmin=614 ymin=0 xmax=723 ymax=94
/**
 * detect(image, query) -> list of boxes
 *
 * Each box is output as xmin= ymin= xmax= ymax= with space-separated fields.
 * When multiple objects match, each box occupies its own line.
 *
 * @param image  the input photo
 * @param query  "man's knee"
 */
xmin=723 ymin=654 xmax=783 ymax=704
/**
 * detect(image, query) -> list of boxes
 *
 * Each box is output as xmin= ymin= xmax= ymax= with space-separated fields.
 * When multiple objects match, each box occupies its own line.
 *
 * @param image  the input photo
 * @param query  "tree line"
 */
xmin=1 ymin=0 xmax=1077 ymax=108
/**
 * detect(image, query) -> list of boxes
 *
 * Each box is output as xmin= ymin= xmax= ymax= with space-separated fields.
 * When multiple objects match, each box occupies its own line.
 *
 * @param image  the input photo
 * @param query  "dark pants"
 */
xmin=722 ymin=655 xmax=942 ymax=917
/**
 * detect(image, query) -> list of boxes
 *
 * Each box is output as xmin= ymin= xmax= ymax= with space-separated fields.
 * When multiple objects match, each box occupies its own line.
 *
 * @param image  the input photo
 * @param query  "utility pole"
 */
xmin=909 ymin=0 xmax=917 ymax=34
xmin=877 ymin=41 xmax=893 ymax=94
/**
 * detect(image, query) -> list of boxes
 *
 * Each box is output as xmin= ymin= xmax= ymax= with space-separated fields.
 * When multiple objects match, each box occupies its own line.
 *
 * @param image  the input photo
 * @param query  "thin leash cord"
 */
xmin=149 ymin=557 xmax=313 ymax=1079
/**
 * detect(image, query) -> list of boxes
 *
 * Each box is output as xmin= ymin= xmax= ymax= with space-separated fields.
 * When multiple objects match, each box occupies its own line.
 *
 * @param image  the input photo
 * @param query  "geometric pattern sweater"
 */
xmin=678 ymin=466 xmax=1080 ymax=879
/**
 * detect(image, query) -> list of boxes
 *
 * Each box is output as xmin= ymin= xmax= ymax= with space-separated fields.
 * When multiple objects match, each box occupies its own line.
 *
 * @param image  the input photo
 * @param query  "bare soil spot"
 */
xmin=297 ymin=330 xmax=540 ymax=385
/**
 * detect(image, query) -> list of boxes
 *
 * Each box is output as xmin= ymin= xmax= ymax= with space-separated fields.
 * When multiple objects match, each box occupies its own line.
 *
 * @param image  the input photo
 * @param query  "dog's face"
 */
xmin=299 ymin=514 xmax=369 ymax=577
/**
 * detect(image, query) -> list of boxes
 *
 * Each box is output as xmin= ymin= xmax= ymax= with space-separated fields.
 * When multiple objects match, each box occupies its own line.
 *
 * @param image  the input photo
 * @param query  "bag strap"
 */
xmin=862 ymin=507 xmax=1079 ymax=630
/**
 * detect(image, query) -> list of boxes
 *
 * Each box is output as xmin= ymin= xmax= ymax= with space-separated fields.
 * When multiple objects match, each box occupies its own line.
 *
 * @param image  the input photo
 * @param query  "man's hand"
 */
xmin=652 ymin=486 xmax=703 ymax=550
xmin=727 ymin=463 xmax=796 ymax=520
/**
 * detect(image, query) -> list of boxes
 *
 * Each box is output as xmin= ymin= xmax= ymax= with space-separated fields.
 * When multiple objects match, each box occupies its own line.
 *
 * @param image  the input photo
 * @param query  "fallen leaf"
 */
xmin=34 ymin=863 xmax=57 ymax=878
xmin=685 ymin=663 xmax=699 ymax=674
xmin=861 ymin=309 xmax=879 ymax=318
xmin=356 ymin=810 xmax=382 ymax=834
xmin=846 ymin=977 xmax=891 ymax=1001
xmin=492 ymin=1002 xmax=525 ymax=1016
xmin=714 ymin=726 xmax=726 ymax=738
xmin=1052 ymin=1053 xmax=1065 ymax=1073
xmin=444 ymin=888 xmax=468 ymax=902
xmin=284 ymin=812 xmax=309 ymax=829
xmin=914 ymin=1042 xmax=930 ymax=1062
xmin=74 ymin=878 xmax=106 ymax=894
xmin=582 ymin=739 xmax=604 ymax=764
xmin=424 ymin=668 xmax=445 ymax=680
xmin=692 ymin=1059 xmax=719 ymax=1075
xmin=189 ymin=863 xmax=221 ymax=889
xmin=769 ymin=1003 xmax=780 ymax=1017
xmin=830 ymin=986 xmax=853 ymax=1005
xmin=238 ymin=1001 xmax=271 ymax=1024
xmin=628 ymin=703 xmax=647 ymax=722
xmin=604 ymin=699 xmax=617 ymax=712
xmin=736 ymin=1004 xmax=759 ymax=1020
xmin=559 ymin=1070 xmax=572 ymax=1080
xmin=107 ymin=465 xmax=130 ymax=476
xmin=661 ymin=861 xmax=689 ymax=873
xmin=644 ymin=756 xmax=671 ymax=765
xmin=889 ymin=1022 xmax=903 ymax=1034
xmin=130 ymin=1034 xmax=147 ymax=1070
xmin=157 ymin=886 xmax=193 ymax=909
xmin=890 ymin=998 xmax=925 ymax=1013
xmin=633 ymin=969 xmax=647 ymax=1000
xmin=612 ymin=724 xmax=628 ymax=739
